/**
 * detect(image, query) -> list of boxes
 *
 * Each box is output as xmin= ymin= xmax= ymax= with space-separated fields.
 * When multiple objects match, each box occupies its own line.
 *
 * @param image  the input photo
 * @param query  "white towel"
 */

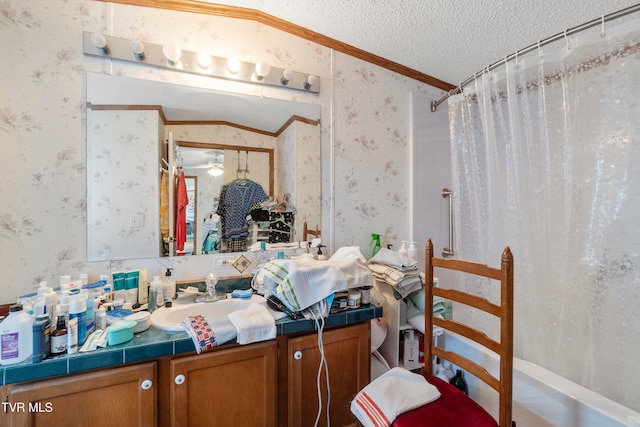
xmin=350 ymin=367 xmax=441 ymax=427
xmin=259 ymin=246 xmax=373 ymax=311
xmin=368 ymin=248 xmax=417 ymax=270
xmin=228 ymin=302 xmax=277 ymax=345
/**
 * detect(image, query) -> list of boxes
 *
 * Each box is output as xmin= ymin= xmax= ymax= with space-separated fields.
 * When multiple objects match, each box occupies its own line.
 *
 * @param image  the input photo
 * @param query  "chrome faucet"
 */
xmin=199 ymin=272 xmax=225 ymax=302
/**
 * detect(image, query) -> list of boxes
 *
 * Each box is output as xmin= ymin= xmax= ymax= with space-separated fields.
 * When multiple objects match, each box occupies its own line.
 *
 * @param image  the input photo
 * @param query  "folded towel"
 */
xmin=182 ymin=315 xmax=238 ymax=354
xmin=368 ymin=248 xmax=417 ymax=270
xmin=228 ymin=302 xmax=277 ymax=345
xmin=368 ymin=264 xmax=419 ymax=287
xmin=351 ymin=367 xmax=441 ymax=427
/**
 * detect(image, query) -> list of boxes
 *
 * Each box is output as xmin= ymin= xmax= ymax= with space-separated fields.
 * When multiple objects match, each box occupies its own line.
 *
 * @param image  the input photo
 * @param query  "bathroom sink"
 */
xmin=150 ymin=294 xmax=268 ymax=331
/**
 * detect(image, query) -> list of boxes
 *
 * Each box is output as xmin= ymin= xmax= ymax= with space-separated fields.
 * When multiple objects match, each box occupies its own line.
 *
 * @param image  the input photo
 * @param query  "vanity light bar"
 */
xmin=82 ymin=32 xmax=320 ymax=94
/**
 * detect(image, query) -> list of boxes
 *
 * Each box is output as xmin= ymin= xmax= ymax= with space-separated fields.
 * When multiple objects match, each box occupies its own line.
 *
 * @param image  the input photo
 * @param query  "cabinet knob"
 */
xmin=175 ymin=374 xmax=186 ymax=385
xmin=141 ymin=379 xmax=153 ymax=390
xmin=294 ymin=350 xmax=303 ymax=360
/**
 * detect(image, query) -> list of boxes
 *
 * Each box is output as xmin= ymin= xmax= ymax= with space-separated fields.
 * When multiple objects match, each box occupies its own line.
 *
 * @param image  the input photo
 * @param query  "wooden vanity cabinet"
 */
xmin=0 ymin=321 xmax=371 ymax=427
xmin=279 ymin=321 xmax=370 ymax=427
xmin=160 ymin=340 xmax=277 ymax=427
xmin=0 ymin=362 xmax=157 ymax=427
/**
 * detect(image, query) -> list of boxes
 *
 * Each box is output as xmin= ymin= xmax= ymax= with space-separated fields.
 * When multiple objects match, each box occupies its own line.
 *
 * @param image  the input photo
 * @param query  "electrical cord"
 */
xmin=311 ymin=300 xmax=330 ymax=427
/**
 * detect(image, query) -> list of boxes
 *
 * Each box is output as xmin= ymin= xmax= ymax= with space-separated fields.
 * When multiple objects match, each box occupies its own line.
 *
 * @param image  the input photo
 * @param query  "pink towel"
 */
xmin=350 ymin=367 xmax=441 ymax=427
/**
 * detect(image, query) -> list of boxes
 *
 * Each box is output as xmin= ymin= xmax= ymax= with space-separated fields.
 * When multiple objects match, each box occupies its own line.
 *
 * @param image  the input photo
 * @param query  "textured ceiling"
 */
xmin=200 ymin=0 xmax=639 ymax=86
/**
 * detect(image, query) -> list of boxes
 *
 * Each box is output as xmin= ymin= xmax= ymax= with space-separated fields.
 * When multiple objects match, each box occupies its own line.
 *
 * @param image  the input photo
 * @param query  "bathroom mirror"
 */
xmin=86 ymin=72 xmax=321 ymax=261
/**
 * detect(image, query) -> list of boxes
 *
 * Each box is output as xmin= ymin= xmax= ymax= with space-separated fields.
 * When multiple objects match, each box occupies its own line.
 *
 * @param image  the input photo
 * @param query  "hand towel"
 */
xmin=182 ymin=315 xmax=238 ymax=354
xmin=350 ymin=367 xmax=441 ymax=427
xmin=228 ymin=302 xmax=277 ymax=345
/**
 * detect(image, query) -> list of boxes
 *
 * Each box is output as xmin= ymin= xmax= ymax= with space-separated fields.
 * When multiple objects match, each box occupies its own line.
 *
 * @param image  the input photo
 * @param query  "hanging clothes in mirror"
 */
xmin=216 ymin=178 xmax=268 ymax=252
xmin=175 ymin=169 xmax=188 ymax=253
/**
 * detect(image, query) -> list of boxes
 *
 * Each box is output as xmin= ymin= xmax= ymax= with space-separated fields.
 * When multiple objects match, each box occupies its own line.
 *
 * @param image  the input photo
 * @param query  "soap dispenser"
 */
xmin=162 ymin=268 xmax=176 ymax=303
xmin=316 ymin=244 xmax=327 ymax=260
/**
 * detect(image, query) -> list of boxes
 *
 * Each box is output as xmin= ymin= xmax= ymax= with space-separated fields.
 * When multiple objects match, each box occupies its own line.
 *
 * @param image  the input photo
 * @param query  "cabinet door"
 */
xmin=169 ymin=341 xmax=277 ymax=427
xmin=287 ymin=322 xmax=370 ymax=427
xmin=2 ymin=362 xmax=157 ymax=427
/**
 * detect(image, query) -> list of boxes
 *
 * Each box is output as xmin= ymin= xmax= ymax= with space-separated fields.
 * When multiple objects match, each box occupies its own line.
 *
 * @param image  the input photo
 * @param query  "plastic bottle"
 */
xmin=67 ymin=317 xmax=78 ymax=355
xmin=450 ymin=369 xmax=469 ymax=395
xmin=162 ymin=268 xmax=176 ymax=304
xmin=398 ymin=241 xmax=408 ymax=257
xmin=69 ymin=296 xmax=87 ymax=345
xmin=32 ymin=314 xmax=51 ymax=363
xmin=0 ymin=304 xmax=34 ymax=365
xmin=36 ymin=281 xmax=57 ymax=325
xmin=50 ymin=315 xmax=67 ymax=355
xmin=148 ymin=276 xmax=163 ymax=313
xmin=408 ymin=242 xmax=418 ymax=260
xmin=442 ymin=362 xmax=455 ymax=381
xmin=359 ymin=286 xmax=372 ymax=305
xmin=370 ymin=233 xmax=382 ymax=258
xmin=95 ymin=306 xmax=107 ymax=330
xmin=57 ymin=291 xmax=70 ymax=323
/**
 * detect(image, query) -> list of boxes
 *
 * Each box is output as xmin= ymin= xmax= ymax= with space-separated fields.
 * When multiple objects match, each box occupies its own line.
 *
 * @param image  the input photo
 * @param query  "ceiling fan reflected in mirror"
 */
xmin=208 ymin=154 xmax=224 ymax=177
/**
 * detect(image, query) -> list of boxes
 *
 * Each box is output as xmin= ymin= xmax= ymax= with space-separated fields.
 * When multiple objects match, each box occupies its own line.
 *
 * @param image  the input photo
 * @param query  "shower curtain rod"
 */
xmin=430 ymin=4 xmax=640 ymax=112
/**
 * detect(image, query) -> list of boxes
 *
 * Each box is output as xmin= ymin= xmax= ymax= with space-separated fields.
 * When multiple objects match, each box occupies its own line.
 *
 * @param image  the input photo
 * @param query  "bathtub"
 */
xmin=440 ymin=332 xmax=640 ymax=427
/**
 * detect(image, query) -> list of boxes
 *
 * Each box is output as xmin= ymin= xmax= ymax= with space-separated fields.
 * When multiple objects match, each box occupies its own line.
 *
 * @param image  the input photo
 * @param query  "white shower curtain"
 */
xmin=447 ymin=17 xmax=640 ymax=411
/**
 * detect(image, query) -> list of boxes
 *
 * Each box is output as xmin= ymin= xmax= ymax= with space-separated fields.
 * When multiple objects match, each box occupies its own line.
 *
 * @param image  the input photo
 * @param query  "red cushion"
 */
xmin=392 ymin=375 xmax=498 ymax=427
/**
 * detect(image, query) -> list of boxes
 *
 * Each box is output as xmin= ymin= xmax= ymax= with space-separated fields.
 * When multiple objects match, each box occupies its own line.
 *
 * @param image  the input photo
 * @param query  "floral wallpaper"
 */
xmin=277 ymin=120 xmax=321 ymax=239
xmin=86 ymin=108 xmax=161 ymax=261
xmin=0 ymin=0 xmax=445 ymax=304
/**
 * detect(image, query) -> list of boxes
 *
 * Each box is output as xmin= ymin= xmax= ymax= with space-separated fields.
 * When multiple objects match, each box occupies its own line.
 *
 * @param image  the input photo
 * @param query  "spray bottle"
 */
xmin=370 ymin=233 xmax=382 ymax=258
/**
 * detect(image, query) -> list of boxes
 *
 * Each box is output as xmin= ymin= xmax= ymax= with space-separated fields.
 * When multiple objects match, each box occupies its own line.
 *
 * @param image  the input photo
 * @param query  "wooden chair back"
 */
xmin=423 ymin=238 xmax=514 ymax=427
xmin=302 ymin=221 xmax=321 ymax=242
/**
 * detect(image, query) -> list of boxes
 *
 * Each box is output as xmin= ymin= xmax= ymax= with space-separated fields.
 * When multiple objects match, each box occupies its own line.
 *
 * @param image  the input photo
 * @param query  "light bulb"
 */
xmin=255 ymin=61 xmax=271 ymax=80
xmin=198 ymin=52 xmax=211 ymax=69
xmin=280 ymin=69 xmax=293 ymax=85
xmin=131 ymin=40 xmax=145 ymax=61
xmin=91 ymin=33 xmax=109 ymax=55
xmin=227 ymin=58 xmax=241 ymax=74
xmin=163 ymin=44 xmax=182 ymax=65
xmin=304 ymin=74 xmax=319 ymax=90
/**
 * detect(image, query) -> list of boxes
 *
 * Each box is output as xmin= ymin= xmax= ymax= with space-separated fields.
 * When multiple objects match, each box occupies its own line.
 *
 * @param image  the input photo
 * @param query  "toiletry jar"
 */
xmin=107 ymin=320 xmax=137 ymax=346
xmin=126 ymin=311 xmax=150 ymax=333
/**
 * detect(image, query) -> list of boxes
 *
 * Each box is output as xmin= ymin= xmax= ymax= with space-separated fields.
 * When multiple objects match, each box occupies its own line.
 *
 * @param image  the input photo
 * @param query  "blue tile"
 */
xmin=281 ymin=318 xmax=315 ymax=334
xmin=174 ymin=337 xmax=197 ymax=355
xmin=68 ymin=349 xmax=123 ymax=373
xmin=3 ymin=357 xmax=67 ymax=384
xmin=125 ymin=341 xmax=173 ymax=362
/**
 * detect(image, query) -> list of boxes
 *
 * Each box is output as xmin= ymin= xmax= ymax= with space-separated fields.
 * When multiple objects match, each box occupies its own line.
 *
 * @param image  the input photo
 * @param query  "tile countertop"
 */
xmin=1 ymin=301 xmax=382 ymax=386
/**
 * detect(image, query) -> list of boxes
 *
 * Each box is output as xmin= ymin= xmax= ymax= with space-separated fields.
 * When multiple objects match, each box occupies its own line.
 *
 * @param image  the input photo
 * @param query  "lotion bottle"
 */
xmin=398 ymin=241 xmax=408 ymax=257
xmin=408 ymin=242 xmax=417 ymax=260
